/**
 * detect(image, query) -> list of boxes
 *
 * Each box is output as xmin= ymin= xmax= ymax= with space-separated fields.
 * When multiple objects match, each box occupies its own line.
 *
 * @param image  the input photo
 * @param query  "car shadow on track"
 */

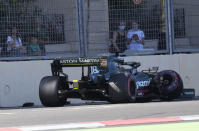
xmin=0 ymin=97 xmax=199 ymax=110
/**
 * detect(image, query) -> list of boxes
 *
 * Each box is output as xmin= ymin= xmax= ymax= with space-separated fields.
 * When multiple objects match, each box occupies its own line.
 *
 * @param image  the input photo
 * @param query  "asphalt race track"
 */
xmin=0 ymin=99 xmax=199 ymax=129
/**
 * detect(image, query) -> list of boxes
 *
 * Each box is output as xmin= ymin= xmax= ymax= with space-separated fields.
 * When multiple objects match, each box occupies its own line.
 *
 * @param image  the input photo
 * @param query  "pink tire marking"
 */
xmin=99 ymin=117 xmax=182 ymax=126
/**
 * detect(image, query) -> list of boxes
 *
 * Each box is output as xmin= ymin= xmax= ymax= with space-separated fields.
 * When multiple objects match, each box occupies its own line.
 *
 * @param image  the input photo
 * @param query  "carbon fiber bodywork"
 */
xmin=39 ymin=56 xmax=185 ymax=106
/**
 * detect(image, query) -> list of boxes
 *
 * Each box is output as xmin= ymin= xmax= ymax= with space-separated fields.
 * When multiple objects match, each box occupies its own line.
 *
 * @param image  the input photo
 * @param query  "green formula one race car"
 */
xmin=39 ymin=56 xmax=193 ymax=107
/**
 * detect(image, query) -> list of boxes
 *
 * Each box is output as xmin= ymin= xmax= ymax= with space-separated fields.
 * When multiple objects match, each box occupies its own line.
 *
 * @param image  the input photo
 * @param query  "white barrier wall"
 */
xmin=0 ymin=54 xmax=198 ymax=107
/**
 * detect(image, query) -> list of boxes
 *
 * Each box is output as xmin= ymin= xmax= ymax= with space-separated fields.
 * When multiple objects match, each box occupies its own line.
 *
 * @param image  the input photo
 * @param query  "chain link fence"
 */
xmin=107 ymin=0 xmax=167 ymax=56
xmin=173 ymin=0 xmax=199 ymax=53
xmin=0 ymin=0 xmax=199 ymax=60
xmin=0 ymin=0 xmax=80 ymax=60
xmin=86 ymin=0 xmax=169 ymax=57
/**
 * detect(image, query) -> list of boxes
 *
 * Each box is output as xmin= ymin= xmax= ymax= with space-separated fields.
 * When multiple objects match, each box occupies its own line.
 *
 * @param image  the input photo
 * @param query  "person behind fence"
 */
xmin=127 ymin=21 xmax=145 ymax=51
xmin=109 ymin=21 xmax=127 ymax=53
xmin=6 ymin=26 xmax=24 ymax=56
xmin=34 ymin=17 xmax=49 ymax=44
xmin=28 ymin=35 xmax=42 ymax=56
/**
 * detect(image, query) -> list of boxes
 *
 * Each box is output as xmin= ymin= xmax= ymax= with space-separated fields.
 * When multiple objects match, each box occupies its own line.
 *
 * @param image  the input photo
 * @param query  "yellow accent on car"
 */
xmin=73 ymin=80 xmax=79 ymax=89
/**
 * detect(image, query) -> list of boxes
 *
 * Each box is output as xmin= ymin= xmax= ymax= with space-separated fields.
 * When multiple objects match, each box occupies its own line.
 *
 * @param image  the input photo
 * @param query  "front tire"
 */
xmin=154 ymin=70 xmax=183 ymax=100
xmin=108 ymin=73 xmax=137 ymax=103
xmin=39 ymin=76 xmax=67 ymax=107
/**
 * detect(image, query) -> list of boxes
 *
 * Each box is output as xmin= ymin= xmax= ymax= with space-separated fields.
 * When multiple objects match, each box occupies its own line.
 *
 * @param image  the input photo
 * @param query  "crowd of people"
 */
xmin=0 ymin=17 xmax=49 ymax=57
xmin=0 ymin=19 xmax=145 ymax=57
xmin=109 ymin=21 xmax=145 ymax=53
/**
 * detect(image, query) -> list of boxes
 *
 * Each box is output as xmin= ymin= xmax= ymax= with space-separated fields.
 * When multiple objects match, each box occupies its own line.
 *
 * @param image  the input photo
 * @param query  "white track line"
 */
xmin=0 ymin=113 xmax=13 ymax=115
xmin=19 ymin=123 xmax=105 ymax=131
xmin=179 ymin=115 xmax=199 ymax=121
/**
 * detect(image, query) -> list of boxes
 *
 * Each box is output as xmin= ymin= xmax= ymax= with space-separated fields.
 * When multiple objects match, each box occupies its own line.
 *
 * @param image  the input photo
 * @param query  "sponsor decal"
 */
xmin=79 ymin=58 xmax=100 ymax=63
xmin=60 ymin=59 xmax=78 ymax=64
xmin=136 ymin=79 xmax=151 ymax=88
xmin=137 ymin=89 xmax=150 ymax=96
xmin=137 ymin=92 xmax=143 ymax=96
xmin=60 ymin=58 xmax=101 ymax=65
xmin=100 ymin=58 xmax=108 ymax=68
xmin=90 ymin=66 xmax=100 ymax=74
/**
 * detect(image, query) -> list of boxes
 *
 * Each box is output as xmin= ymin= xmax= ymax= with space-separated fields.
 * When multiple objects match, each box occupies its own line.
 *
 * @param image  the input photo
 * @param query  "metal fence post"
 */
xmin=76 ymin=0 xmax=87 ymax=57
xmin=75 ymin=0 xmax=81 ymax=57
xmin=75 ymin=0 xmax=87 ymax=57
xmin=80 ymin=0 xmax=88 ymax=57
xmin=166 ymin=0 xmax=175 ymax=54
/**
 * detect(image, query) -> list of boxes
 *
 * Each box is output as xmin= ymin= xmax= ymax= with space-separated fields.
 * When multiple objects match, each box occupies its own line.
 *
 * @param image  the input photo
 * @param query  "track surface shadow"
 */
xmin=0 ymin=97 xmax=198 ymax=110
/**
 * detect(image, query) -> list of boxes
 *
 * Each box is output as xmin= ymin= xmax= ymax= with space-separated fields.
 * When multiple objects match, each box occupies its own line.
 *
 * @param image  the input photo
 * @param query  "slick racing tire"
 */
xmin=154 ymin=70 xmax=183 ymax=100
xmin=108 ymin=72 xmax=137 ymax=103
xmin=39 ymin=76 xmax=66 ymax=107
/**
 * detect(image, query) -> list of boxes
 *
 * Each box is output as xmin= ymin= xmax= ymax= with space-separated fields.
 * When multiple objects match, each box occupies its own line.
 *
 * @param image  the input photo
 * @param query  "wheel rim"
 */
xmin=160 ymin=74 xmax=173 ymax=90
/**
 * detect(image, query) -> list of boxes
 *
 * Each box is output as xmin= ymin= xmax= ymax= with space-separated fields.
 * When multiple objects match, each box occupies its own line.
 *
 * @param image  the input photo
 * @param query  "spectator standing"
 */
xmin=33 ymin=17 xmax=49 ymax=44
xmin=6 ymin=27 xmax=24 ymax=56
xmin=127 ymin=21 xmax=145 ymax=51
xmin=109 ymin=21 xmax=127 ymax=53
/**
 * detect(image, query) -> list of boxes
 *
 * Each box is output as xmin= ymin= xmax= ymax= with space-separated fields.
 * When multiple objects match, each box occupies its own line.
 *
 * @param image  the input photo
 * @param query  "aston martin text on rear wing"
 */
xmin=54 ymin=57 xmax=108 ymax=67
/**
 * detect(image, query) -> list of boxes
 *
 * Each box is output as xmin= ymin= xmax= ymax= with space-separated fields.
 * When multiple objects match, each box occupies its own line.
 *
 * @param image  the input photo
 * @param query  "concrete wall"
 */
xmin=0 ymin=60 xmax=83 ymax=107
xmin=86 ymin=0 xmax=109 ymax=53
xmin=0 ymin=54 xmax=199 ymax=107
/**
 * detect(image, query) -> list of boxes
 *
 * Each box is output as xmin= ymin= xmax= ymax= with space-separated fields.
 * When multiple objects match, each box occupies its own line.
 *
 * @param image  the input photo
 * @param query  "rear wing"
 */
xmin=57 ymin=57 xmax=108 ymax=67
xmin=51 ymin=57 xmax=108 ymax=76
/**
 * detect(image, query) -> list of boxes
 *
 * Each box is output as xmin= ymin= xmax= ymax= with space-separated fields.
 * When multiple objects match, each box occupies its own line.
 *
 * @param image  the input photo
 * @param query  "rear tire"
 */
xmin=39 ymin=76 xmax=67 ymax=107
xmin=154 ymin=70 xmax=183 ymax=100
xmin=108 ymin=73 xmax=137 ymax=103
